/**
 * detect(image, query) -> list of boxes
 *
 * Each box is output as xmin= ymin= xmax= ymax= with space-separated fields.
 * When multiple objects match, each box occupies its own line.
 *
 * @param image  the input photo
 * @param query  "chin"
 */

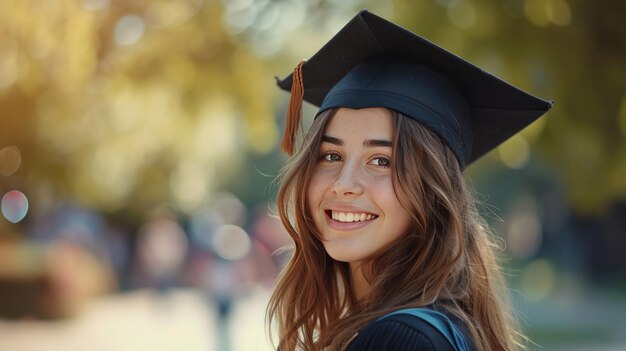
xmin=326 ymin=252 xmax=353 ymax=263
xmin=323 ymin=243 xmax=367 ymax=264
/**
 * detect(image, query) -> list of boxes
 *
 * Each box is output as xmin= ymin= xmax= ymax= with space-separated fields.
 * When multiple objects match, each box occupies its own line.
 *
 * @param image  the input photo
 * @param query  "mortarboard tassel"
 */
xmin=280 ymin=60 xmax=305 ymax=155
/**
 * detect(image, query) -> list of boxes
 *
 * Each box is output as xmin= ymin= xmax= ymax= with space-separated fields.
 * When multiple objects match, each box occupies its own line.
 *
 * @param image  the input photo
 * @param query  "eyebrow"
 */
xmin=321 ymin=135 xmax=392 ymax=148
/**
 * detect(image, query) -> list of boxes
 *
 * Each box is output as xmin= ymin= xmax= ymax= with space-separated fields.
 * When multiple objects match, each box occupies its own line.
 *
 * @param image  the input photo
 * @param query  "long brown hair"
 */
xmin=267 ymin=108 xmax=523 ymax=351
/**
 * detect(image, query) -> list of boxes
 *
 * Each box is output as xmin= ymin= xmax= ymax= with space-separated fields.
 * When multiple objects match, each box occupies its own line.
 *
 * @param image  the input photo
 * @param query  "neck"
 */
xmin=350 ymin=262 xmax=370 ymax=300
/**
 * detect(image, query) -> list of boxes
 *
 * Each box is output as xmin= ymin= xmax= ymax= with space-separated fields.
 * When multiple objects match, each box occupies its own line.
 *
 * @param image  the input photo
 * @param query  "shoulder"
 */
xmin=346 ymin=313 xmax=457 ymax=351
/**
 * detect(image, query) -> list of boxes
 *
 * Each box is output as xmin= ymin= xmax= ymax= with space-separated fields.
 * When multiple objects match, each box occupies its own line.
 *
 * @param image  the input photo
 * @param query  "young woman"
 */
xmin=267 ymin=11 xmax=552 ymax=351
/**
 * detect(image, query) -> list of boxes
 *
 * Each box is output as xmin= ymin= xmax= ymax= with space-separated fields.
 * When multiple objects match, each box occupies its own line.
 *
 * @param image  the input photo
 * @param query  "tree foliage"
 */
xmin=0 ymin=0 xmax=276 ymax=215
xmin=390 ymin=0 xmax=626 ymax=214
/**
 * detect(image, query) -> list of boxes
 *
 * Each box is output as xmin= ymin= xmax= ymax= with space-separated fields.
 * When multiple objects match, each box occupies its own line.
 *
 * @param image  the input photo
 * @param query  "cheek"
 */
xmin=371 ymin=175 xmax=396 ymax=197
xmin=376 ymin=177 xmax=412 ymax=226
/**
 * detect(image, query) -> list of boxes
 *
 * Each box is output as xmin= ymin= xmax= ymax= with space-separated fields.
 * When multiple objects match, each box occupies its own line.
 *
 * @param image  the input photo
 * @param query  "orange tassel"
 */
xmin=280 ymin=60 xmax=305 ymax=155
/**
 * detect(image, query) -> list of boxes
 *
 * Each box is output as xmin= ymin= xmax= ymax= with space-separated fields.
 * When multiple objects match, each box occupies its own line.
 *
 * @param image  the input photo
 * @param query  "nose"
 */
xmin=331 ymin=162 xmax=364 ymax=197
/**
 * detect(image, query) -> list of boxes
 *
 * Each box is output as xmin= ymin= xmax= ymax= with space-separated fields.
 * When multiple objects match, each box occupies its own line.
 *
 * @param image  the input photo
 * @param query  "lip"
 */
xmin=325 ymin=215 xmax=376 ymax=231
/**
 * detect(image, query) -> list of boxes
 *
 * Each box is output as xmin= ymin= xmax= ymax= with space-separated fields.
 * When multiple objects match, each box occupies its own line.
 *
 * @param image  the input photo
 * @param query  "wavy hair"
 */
xmin=267 ymin=108 xmax=523 ymax=351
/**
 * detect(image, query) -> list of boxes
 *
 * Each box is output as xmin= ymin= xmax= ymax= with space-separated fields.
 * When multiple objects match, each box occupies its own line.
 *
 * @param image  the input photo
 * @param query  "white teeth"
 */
xmin=330 ymin=211 xmax=376 ymax=223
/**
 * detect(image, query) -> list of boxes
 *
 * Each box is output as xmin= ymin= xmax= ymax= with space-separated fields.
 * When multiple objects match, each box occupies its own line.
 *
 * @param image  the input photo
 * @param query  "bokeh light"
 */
xmin=212 ymin=192 xmax=248 ymax=226
xmin=114 ymin=15 xmax=146 ymax=46
xmin=545 ymin=0 xmax=572 ymax=26
xmin=1 ymin=190 xmax=29 ymax=223
xmin=253 ymin=1 xmax=280 ymax=32
xmin=170 ymin=161 xmax=211 ymax=212
xmin=223 ymin=0 xmax=259 ymax=34
xmin=447 ymin=0 xmax=477 ymax=29
xmin=82 ymin=0 xmax=110 ymax=11
xmin=0 ymin=43 xmax=19 ymax=90
xmin=524 ymin=0 xmax=572 ymax=27
xmin=212 ymin=224 xmax=251 ymax=261
xmin=498 ymin=135 xmax=530 ymax=169
xmin=0 ymin=146 xmax=22 ymax=176
xmin=145 ymin=1 xmax=203 ymax=29
xmin=521 ymin=259 xmax=556 ymax=301
xmin=504 ymin=197 xmax=543 ymax=260
xmin=524 ymin=0 xmax=551 ymax=27
xmin=222 ymin=0 xmax=310 ymax=57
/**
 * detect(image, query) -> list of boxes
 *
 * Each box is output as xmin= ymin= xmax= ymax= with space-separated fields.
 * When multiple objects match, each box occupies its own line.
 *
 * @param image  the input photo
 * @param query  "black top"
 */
xmin=346 ymin=312 xmax=477 ymax=351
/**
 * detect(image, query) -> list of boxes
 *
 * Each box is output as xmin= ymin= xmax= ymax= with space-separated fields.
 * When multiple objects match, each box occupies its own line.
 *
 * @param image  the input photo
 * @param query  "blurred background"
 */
xmin=0 ymin=0 xmax=625 ymax=350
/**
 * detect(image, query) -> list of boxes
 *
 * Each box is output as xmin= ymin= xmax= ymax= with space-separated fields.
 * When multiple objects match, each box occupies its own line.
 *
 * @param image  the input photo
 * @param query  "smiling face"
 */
xmin=307 ymin=107 xmax=413 ymax=267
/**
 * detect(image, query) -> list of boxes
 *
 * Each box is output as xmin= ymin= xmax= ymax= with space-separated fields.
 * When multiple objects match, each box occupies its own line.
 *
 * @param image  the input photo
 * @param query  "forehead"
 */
xmin=324 ymin=107 xmax=393 ymax=139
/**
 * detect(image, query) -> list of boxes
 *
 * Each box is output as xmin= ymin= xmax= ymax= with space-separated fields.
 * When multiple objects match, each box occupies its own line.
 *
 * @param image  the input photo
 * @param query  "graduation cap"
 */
xmin=276 ymin=10 xmax=552 ymax=169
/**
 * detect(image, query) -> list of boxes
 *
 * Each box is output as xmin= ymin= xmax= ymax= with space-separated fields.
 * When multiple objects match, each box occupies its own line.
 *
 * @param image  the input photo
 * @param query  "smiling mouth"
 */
xmin=325 ymin=210 xmax=379 ymax=223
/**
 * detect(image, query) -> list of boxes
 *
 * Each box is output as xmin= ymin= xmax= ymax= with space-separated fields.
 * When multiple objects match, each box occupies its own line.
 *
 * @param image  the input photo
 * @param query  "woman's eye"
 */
xmin=322 ymin=152 xmax=342 ymax=162
xmin=369 ymin=157 xmax=391 ymax=167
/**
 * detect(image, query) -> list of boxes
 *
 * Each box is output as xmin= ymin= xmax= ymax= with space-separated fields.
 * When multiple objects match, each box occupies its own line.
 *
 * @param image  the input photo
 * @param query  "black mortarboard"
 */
xmin=276 ymin=10 xmax=552 ymax=169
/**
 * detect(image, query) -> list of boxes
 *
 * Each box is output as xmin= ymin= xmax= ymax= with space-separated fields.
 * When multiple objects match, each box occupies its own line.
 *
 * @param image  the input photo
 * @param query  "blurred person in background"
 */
xmin=186 ymin=193 xmax=268 ymax=351
xmin=0 ymin=203 xmax=117 ymax=319
xmin=133 ymin=207 xmax=188 ymax=297
xmin=267 ymin=11 xmax=552 ymax=351
xmin=249 ymin=202 xmax=292 ymax=287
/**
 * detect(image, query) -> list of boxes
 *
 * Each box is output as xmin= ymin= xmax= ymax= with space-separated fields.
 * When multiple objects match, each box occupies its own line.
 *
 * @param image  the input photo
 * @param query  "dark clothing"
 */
xmin=347 ymin=310 xmax=477 ymax=351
